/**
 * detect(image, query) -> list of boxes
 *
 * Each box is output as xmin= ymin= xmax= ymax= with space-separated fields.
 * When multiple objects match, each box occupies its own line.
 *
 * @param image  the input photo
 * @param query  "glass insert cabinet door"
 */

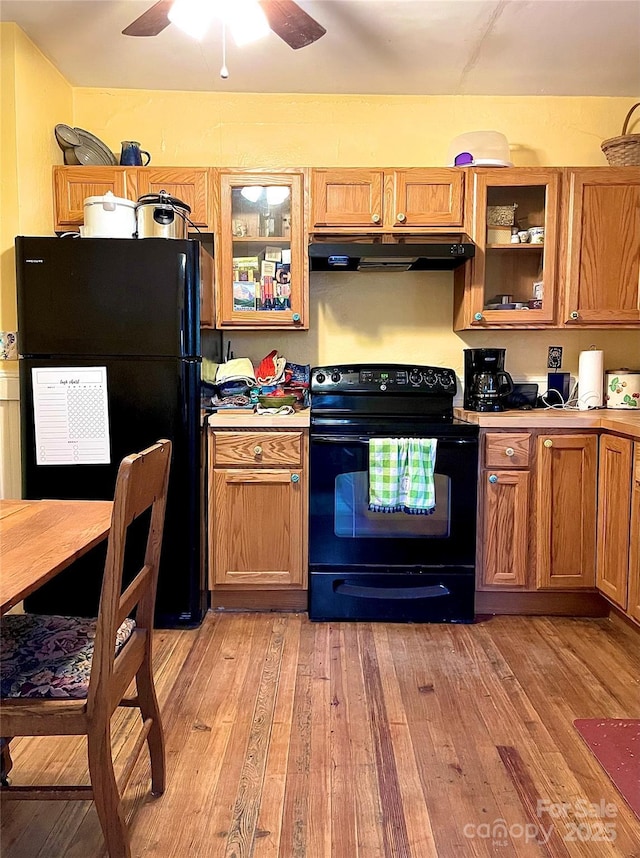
xmin=216 ymin=171 xmax=307 ymax=328
xmin=467 ymin=168 xmax=561 ymax=326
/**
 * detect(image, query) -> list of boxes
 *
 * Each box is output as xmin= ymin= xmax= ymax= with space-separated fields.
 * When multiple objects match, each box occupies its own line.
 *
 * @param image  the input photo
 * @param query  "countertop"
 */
xmin=454 ymin=407 xmax=640 ymax=440
xmin=207 ymin=408 xmax=310 ymax=429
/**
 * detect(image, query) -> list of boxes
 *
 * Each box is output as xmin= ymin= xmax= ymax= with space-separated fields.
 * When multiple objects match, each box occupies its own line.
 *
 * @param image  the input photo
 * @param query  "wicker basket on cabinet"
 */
xmin=601 ymin=103 xmax=640 ymax=166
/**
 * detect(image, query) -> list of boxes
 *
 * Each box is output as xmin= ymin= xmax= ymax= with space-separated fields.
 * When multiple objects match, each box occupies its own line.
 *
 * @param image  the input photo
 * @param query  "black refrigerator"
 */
xmin=16 ymin=236 xmax=217 ymax=628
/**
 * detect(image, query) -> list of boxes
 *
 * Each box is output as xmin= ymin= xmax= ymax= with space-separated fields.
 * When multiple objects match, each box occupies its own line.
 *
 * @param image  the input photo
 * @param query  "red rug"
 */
xmin=574 ymin=719 xmax=640 ymax=819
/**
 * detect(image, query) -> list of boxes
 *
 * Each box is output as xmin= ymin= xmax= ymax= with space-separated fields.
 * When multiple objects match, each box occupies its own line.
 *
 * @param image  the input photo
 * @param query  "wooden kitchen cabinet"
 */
xmin=131 ymin=167 xmax=211 ymax=228
xmin=454 ymin=167 xmax=561 ymax=330
xmin=535 ymin=434 xmax=598 ymax=589
xmin=479 ymin=429 xmax=599 ymax=593
xmin=53 ymin=165 xmax=211 ymax=232
xmin=53 ymin=166 xmax=128 ymax=231
xmin=208 ymin=430 xmax=308 ymax=590
xmin=561 ymin=167 xmax=640 ymax=326
xmin=215 ymin=170 xmax=307 ymax=329
xmin=627 ymin=443 xmax=640 ymax=623
xmin=480 ymin=469 xmax=530 ymax=588
xmin=596 ymin=434 xmax=634 ymax=609
xmin=310 ymin=168 xmax=464 ymax=230
xmin=480 ymin=431 xmax=531 ymax=587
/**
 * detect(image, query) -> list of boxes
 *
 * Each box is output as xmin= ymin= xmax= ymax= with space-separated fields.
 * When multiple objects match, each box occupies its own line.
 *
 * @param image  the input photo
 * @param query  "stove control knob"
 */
xmin=409 ymin=370 xmax=422 ymax=385
xmin=439 ymin=371 xmax=454 ymax=388
xmin=424 ymin=370 xmax=437 ymax=386
xmin=330 ymin=371 xmax=341 ymax=383
xmin=380 ymin=383 xmax=387 ymax=391
xmin=315 ymin=372 xmax=326 ymax=384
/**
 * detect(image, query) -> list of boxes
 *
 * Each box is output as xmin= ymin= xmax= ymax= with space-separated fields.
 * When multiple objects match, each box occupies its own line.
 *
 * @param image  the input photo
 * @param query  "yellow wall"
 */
xmin=0 ymin=23 xmax=72 ymax=333
xmin=2 ymin=33 xmax=639 ymax=379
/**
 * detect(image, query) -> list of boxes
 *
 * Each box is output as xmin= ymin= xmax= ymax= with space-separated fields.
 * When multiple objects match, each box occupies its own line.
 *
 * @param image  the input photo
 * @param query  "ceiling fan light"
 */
xmin=240 ymin=186 xmax=264 ymax=203
xmin=266 ymin=186 xmax=290 ymax=205
xmin=223 ymin=1 xmax=271 ymax=46
xmin=168 ymin=0 xmax=215 ymax=40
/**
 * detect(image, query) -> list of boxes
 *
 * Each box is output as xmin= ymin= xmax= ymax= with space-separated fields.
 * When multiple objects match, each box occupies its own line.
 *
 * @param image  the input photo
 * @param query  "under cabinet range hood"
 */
xmin=308 ymin=234 xmax=476 ymax=272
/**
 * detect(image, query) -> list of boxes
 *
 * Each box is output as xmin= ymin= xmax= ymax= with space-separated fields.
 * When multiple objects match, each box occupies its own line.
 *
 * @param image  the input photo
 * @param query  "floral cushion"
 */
xmin=0 ymin=614 xmax=136 ymax=700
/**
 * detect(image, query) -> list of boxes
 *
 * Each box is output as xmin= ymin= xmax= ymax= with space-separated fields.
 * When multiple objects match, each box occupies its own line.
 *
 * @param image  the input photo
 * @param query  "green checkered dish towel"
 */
xmin=368 ymin=438 xmax=437 ymax=515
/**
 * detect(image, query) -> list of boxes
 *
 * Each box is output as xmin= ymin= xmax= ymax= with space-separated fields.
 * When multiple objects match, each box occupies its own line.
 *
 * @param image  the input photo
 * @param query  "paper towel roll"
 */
xmin=578 ymin=349 xmax=604 ymax=410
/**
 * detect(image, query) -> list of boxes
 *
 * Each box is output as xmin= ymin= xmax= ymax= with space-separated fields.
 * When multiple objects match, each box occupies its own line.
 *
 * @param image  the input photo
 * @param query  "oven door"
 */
xmin=309 ymin=433 xmax=478 ymax=569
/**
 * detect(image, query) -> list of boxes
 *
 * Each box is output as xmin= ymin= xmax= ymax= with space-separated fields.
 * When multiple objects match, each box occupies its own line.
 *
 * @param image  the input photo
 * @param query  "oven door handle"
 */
xmin=335 ymin=582 xmax=451 ymax=600
xmin=311 ymin=435 xmax=477 ymax=445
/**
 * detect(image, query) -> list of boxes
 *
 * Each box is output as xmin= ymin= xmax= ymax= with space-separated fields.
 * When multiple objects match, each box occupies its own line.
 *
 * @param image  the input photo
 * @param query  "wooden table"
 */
xmin=0 ymin=499 xmax=113 ymax=615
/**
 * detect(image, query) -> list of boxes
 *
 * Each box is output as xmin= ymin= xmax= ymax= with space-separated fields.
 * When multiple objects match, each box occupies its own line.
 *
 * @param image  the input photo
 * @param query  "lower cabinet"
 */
xmin=596 ymin=435 xmax=634 ymax=609
xmin=535 ymin=434 xmax=598 ymax=589
xmin=479 ymin=430 xmax=598 ymax=591
xmin=628 ymin=443 xmax=640 ymax=623
xmin=208 ymin=430 xmax=308 ymax=592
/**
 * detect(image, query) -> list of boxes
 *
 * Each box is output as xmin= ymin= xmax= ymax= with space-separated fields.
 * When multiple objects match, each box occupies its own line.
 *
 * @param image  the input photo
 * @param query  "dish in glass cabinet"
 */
xmin=73 ymin=128 xmax=117 ymax=165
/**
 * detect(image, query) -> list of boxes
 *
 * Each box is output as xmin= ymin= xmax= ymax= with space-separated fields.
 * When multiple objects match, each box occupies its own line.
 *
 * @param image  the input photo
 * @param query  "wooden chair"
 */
xmin=0 ymin=439 xmax=172 ymax=858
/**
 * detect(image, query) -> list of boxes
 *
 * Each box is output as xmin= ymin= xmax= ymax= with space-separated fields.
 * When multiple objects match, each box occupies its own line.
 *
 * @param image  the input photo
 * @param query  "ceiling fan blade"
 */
xmin=259 ymin=1 xmax=326 ymax=50
xmin=122 ymin=0 xmax=174 ymax=37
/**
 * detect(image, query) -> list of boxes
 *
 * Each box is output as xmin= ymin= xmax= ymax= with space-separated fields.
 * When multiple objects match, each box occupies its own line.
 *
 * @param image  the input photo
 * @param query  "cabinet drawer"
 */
xmin=212 ymin=432 xmax=302 ymax=467
xmin=484 ymin=433 xmax=531 ymax=467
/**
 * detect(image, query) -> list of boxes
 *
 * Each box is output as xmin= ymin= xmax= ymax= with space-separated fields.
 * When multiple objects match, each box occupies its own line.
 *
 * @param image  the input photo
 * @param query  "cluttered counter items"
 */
xmin=202 ymin=349 xmax=310 ymax=416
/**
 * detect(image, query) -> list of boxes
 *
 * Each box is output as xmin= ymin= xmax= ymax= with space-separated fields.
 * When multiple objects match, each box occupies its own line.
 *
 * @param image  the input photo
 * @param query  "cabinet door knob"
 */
xmin=569 ymin=311 xmax=579 ymax=320
xmin=474 ymin=312 xmax=484 ymax=322
xmin=543 ymin=439 xmax=553 ymax=448
xmin=488 ymin=474 xmax=498 ymax=483
xmin=505 ymin=447 xmax=515 ymax=457
xmin=291 ymin=473 xmax=300 ymax=483
xmin=292 ymin=313 xmax=301 ymax=323
xmin=371 ymin=213 xmax=381 ymax=224
xmin=396 ymin=212 xmax=406 ymax=223
xmin=254 ymin=445 xmax=263 ymax=455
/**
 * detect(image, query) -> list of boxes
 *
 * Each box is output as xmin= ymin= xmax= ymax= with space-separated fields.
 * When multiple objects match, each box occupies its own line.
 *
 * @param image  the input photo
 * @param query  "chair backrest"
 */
xmin=87 ymin=439 xmax=172 ymax=714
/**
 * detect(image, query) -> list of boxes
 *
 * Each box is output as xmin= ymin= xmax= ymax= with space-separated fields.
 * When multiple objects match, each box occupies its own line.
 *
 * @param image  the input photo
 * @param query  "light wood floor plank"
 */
xmin=1 ymin=613 xmax=639 ymax=858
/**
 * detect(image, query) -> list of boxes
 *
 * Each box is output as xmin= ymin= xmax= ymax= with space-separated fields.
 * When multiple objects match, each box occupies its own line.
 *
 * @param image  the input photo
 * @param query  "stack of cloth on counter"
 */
xmin=201 ymin=350 xmax=310 ymax=413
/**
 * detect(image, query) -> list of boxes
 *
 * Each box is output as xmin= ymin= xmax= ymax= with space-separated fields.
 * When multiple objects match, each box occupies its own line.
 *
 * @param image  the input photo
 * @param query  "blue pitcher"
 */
xmin=119 ymin=141 xmax=151 ymax=166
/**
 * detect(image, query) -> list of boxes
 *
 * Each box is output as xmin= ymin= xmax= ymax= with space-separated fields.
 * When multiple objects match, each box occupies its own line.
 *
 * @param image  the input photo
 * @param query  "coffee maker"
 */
xmin=464 ymin=348 xmax=514 ymax=412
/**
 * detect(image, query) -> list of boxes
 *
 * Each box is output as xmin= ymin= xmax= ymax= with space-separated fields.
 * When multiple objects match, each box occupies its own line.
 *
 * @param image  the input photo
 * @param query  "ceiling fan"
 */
xmin=122 ymin=0 xmax=326 ymax=50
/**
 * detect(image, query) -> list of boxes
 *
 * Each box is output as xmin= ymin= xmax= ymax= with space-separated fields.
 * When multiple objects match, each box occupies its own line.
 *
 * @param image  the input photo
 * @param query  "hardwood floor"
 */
xmin=1 ymin=612 xmax=639 ymax=857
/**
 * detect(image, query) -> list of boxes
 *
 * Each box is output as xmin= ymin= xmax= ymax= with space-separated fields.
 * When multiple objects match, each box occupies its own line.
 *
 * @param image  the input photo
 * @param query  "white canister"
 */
xmin=605 ymin=369 xmax=640 ymax=409
xmin=83 ymin=191 xmax=136 ymax=238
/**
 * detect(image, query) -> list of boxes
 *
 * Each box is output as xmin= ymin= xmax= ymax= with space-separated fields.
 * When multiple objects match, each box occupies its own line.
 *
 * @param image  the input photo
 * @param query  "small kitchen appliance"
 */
xmin=136 ymin=191 xmax=191 ymax=239
xmin=463 ymin=348 xmax=514 ymax=412
xmin=83 ymin=191 xmax=136 ymax=238
xmin=309 ymin=363 xmax=479 ymax=623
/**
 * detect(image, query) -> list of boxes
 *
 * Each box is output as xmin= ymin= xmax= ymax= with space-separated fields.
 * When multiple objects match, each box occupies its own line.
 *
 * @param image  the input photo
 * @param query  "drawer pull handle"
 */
xmin=488 ymin=474 xmax=498 ymax=484
xmin=291 ymin=473 xmax=300 ymax=483
xmin=292 ymin=313 xmax=301 ymax=323
xmin=505 ymin=447 xmax=515 ymax=457
xmin=371 ymin=213 xmax=381 ymax=224
xmin=254 ymin=445 xmax=263 ymax=455
xmin=474 ymin=312 xmax=484 ymax=322
xmin=569 ymin=311 xmax=579 ymax=320
xmin=396 ymin=212 xmax=407 ymax=223
xmin=543 ymin=439 xmax=553 ymax=448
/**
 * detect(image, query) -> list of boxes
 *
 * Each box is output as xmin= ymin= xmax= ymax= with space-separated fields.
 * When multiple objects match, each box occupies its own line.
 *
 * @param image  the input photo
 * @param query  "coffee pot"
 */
xmin=471 ymin=370 xmax=514 ymax=412
xmin=119 ymin=141 xmax=151 ymax=166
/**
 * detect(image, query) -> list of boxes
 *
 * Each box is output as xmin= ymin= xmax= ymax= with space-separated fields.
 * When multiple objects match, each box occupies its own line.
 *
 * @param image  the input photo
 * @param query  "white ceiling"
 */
xmin=2 ymin=0 xmax=639 ymax=96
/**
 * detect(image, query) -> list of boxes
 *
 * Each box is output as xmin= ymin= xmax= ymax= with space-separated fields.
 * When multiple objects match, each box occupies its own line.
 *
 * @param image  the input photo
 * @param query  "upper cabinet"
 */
xmin=130 ymin=167 xmax=211 ymax=228
xmin=561 ymin=167 xmax=640 ymax=326
xmin=214 ymin=170 xmax=307 ymax=330
xmin=311 ymin=168 xmax=464 ymax=230
xmin=454 ymin=168 xmax=561 ymax=330
xmin=52 ymin=166 xmax=211 ymax=233
xmin=53 ymin=166 xmax=128 ymax=231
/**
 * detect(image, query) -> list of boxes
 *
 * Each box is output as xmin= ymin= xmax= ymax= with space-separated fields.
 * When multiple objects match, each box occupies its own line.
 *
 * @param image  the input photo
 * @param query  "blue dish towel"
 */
xmin=368 ymin=438 xmax=437 ymax=515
